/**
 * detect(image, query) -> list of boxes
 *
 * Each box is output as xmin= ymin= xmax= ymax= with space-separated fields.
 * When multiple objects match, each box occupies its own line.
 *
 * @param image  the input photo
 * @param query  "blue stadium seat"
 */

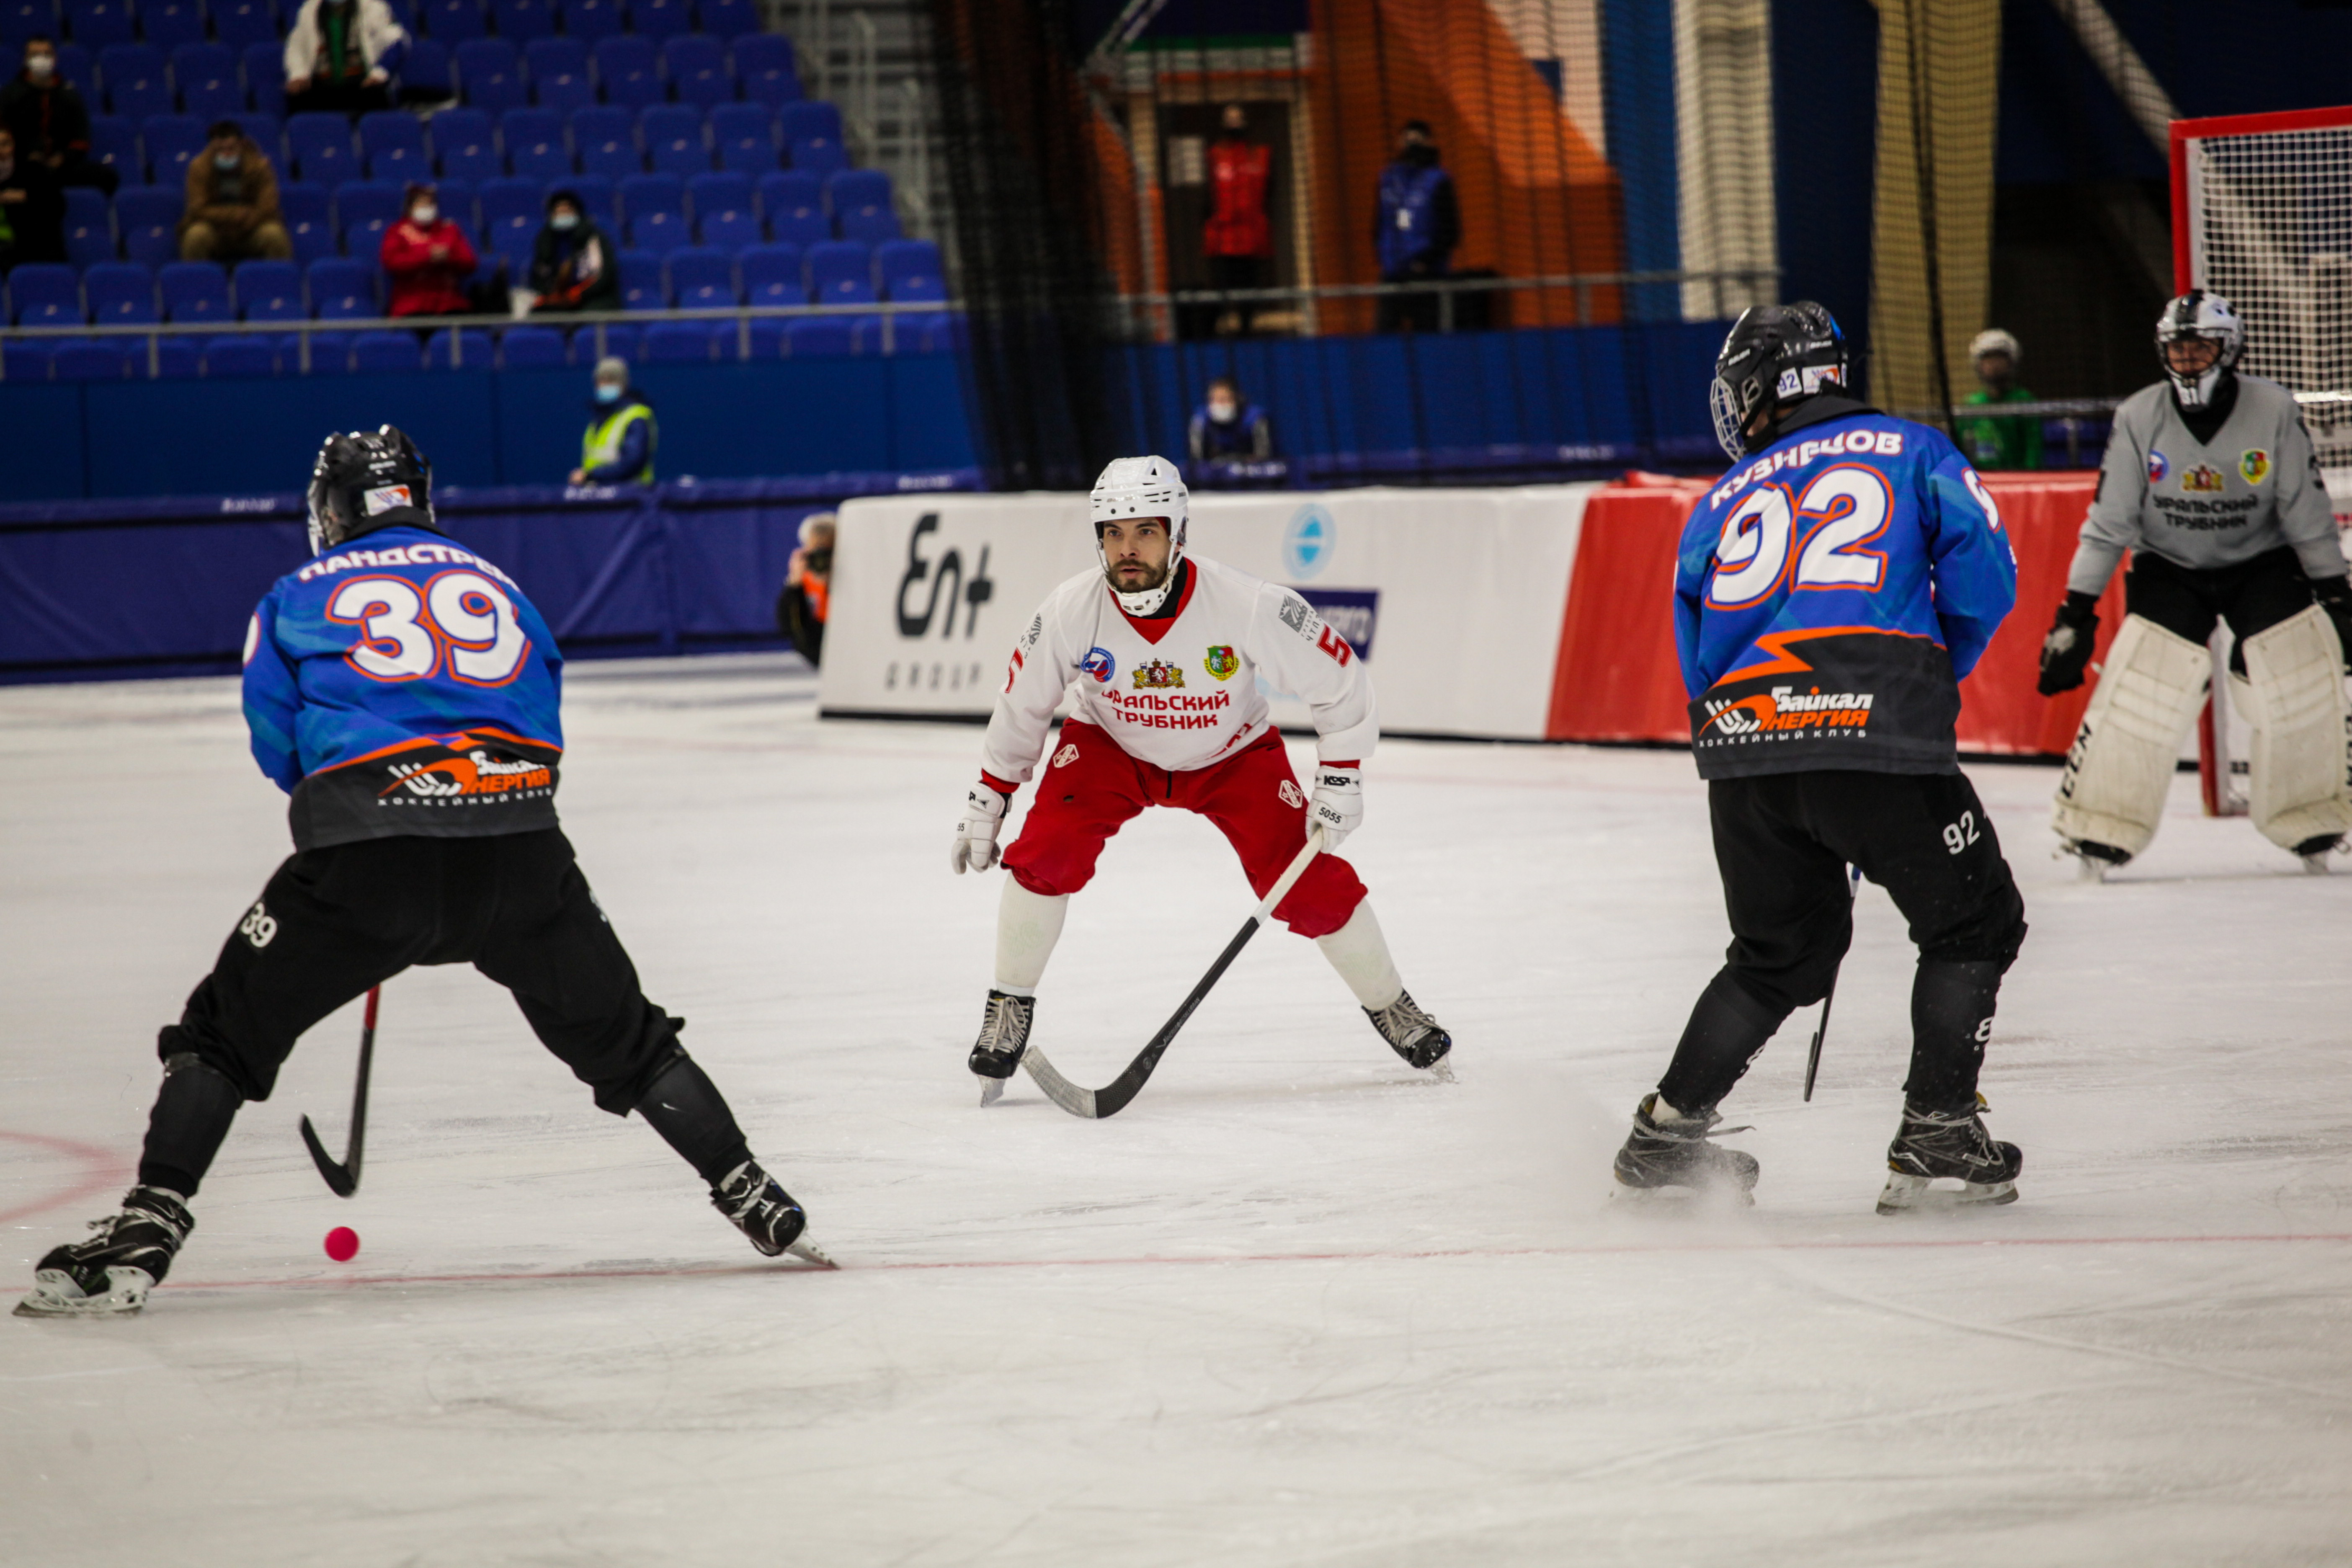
xmin=280 ymin=181 xmax=337 ymax=263
xmin=557 ymin=0 xmax=619 ymax=40
xmin=566 ymin=169 xmax=612 ymax=223
xmin=623 ymin=0 xmax=686 ymax=40
xmin=490 ymin=0 xmax=553 ymax=42
xmin=640 ymin=103 xmax=705 ymax=177
xmin=63 ymin=187 xmax=113 ymax=266
xmin=616 ymin=246 xmax=663 ymax=308
xmin=173 ymin=44 xmax=245 ymax=122
xmin=434 ymin=175 xmax=478 ymax=231
xmin=100 ymin=44 xmax=172 ymax=119
xmin=456 ymin=38 xmax=524 ymax=113
xmin=230 ymin=112 xmax=281 ymax=162
xmin=728 ymin=33 xmax=797 ymax=108
xmin=53 ymin=43 xmax=93 ymax=95
xmin=286 ymin=113 xmax=357 ymax=183
xmin=307 ymin=256 xmax=377 ymax=317
xmin=398 ymin=37 xmax=455 ymax=102
xmin=0 ymin=0 xmax=60 ymax=42
xmin=480 ymin=173 xmax=547 ymax=230
xmin=661 ymin=34 xmax=728 ymax=109
xmin=234 ymin=258 xmax=304 ymax=320
xmin=158 ymin=259 xmax=231 ymax=322
xmin=567 ymin=320 xmax=636 ymax=361
xmin=85 ymin=261 xmax=158 ymax=324
xmin=742 ymin=314 xmax=784 ymax=358
xmin=116 ymin=186 xmax=182 ymax=264
xmin=786 ymin=133 xmax=843 ymax=179
xmin=625 ymin=210 xmax=684 ymax=253
xmin=828 ymin=167 xmax=895 ymax=242
xmin=352 ymin=328 xmax=423 ymax=369
xmin=643 ymin=319 xmax=717 ymax=361
xmin=150 ymin=335 xmax=201 ymax=377
xmin=571 ymin=103 xmax=636 ymax=178
xmin=783 ymin=316 xmax=850 ymax=357
xmin=694 ymin=0 xmax=754 ymax=39
xmin=240 ymin=40 xmax=288 ymax=116
xmin=423 ymin=326 xmax=495 ymax=367
xmin=54 ymin=339 xmax=138 ymax=379
xmin=707 ymin=102 xmax=773 ymax=174
xmin=805 ymin=238 xmax=870 ymax=304
xmin=212 ymin=0 xmax=278 ymax=48
xmin=617 ymin=169 xmax=680 ymax=222
xmin=524 ymin=36 xmax=591 ymax=112
xmin=359 ymin=111 xmax=431 ymax=181
xmin=500 ymin=106 xmax=569 ymax=179
xmin=88 ymin=115 xmax=141 ymax=186
xmin=757 ymin=168 xmax=824 ymax=245
xmin=420 ymin=0 xmax=485 ymax=40
xmin=432 ymin=107 xmax=500 ymax=181
xmin=499 ymin=323 xmax=565 ymax=366
xmin=877 ymin=237 xmax=943 ymax=302
xmin=696 ymin=206 xmax=757 ymax=249
xmin=591 ymin=34 xmax=656 ymax=109
xmin=738 ymin=242 xmax=801 ymax=306
xmin=203 ymin=333 xmax=278 ymax=377
xmin=665 ymin=244 xmax=730 ymax=307
xmin=140 ymin=114 xmax=205 ymax=186
xmin=68 ymin=0 xmax=137 ymax=50
xmin=282 ymin=329 xmax=348 ymax=371
xmin=778 ymin=98 xmax=838 ymax=146
xmin=142 ymin=0 xmax=207 ymax=50
xmin=337 ymin=179 xmax=405 ymax=253
xmin=1 ymin=339 xmax=54 ymax=382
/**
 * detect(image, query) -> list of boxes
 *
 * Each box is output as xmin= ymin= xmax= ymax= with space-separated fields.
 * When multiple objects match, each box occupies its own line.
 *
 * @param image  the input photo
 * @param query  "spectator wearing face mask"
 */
xmin=178 ymin=121 xmax=292 ymax=263
xmin=1188 ymin=376 xmax=1274 ymax=465
xmin=1375 ymin=119 xmax=1460 ymax=333
xmin=570 ymin=357 xmax=656 ymax=485
xmin=0 ymin=125 xmax=68 ymax=271
xmin=528 ymin=190 xmax=620 ymax=313
xmin=284 ymin=0 xmax=406 ymax=120
xmin=2 ymin=37 xmax=116 ymax=195
xmin=774 ymin=512 xmax=835 ymax=665
xmin=381 ymin=181 xmax=487 ymax=317
xmin=1956 ymin=328 xmax=2044 ymax=471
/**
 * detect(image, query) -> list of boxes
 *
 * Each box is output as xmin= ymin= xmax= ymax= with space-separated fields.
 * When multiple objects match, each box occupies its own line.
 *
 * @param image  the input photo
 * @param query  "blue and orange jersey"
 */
xmin=242 ymin=524 xmax=567 ymax=848
xmin=1673 ymin=403 xmax=2017 ymax=779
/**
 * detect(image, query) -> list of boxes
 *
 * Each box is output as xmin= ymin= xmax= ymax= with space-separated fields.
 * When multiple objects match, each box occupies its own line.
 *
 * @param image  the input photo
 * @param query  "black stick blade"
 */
xmin=298 ymin=1115 xmax=359 ymax=1197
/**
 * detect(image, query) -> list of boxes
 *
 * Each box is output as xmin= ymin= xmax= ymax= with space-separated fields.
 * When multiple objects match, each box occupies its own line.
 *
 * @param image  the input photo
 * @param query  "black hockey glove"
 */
xmin=2313 ymin=575 xmax=2352 ymax=672
xmin=2035 ymin=591 xmax=2101 ymax=696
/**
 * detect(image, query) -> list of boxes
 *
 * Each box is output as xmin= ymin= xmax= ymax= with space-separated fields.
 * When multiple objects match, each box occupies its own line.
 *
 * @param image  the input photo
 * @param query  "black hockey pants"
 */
xmin=2127 ymin=547 xmax=2320 ymax=677
xmin=159 ymin=828 xmax=685 ymax=1114
xmin=1655 ymin=769 xmax=2027 ymax=1115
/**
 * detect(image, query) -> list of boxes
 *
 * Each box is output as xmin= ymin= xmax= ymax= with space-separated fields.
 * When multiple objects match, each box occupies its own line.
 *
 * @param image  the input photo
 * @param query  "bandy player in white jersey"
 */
xmin=947 ymin=456 xmax=1454 ymax=1092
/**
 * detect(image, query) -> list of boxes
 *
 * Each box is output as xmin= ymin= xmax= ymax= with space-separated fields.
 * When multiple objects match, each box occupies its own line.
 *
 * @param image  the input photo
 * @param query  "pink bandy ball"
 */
xmin=323 ymin=1226 xmax=360 ymax=1263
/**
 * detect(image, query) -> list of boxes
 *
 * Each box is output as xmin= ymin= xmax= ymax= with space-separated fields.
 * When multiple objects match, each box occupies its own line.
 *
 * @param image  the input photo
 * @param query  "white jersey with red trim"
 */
xmin=980 ymin=552 xmax=1377 ymax=786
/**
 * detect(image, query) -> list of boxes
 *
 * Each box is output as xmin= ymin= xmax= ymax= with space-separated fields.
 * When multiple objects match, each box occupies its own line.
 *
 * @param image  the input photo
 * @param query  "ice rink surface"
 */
xmin=4 ymin=654 xmax=2350 ymax=1567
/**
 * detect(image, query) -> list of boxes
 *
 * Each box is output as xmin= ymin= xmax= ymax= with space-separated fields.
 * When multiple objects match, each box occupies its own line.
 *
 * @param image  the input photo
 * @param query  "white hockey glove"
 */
xmin=1308 ymin=762 xmax=1363 ymax=851
xmin=951 ymin=783 xmax=1010 ymax=874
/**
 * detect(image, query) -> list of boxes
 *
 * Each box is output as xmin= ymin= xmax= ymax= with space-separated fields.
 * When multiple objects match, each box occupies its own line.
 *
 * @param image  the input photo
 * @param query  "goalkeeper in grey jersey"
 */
xmin=2035 ymin=291 xmax=2352 ymax=874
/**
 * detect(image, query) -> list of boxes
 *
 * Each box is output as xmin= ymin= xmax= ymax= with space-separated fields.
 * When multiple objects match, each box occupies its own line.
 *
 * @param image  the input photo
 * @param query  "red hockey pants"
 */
xmin=1002 ymin=722 xmax=1367 ymax=938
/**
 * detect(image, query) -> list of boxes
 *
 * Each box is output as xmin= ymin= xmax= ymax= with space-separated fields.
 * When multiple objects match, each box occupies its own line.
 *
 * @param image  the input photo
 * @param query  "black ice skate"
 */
xmin=1612 ymin=1093 xmax=1759 ymax=1203
xmin=2293 ymin=833 xmax=2344 ymax=875
xmin=711 ymin=1161 xmax=832 ymax=1267
xmin=970 ymin=988 xmax=1034 ymax=1107
xmin=1365 ymin=990 xmax=1454 ymax=1078
xmin=1877 ymin=1095 xmax=2022 ymax=1215
xmin=15 ymin=1186 xmax=193 ymax=1318
xmin=2061 ymin=838 xmax=2132 ymax=882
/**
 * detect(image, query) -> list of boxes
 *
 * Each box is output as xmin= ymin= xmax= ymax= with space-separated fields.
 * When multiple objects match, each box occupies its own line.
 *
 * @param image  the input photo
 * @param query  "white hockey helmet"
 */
xmin=2155 ymin=290 xmax=2244 ymax=409
xmin=1969 ymin=328 xmax=2020 ymax=365
xmin=1090 ymin=454 xmax=1189 ymax=616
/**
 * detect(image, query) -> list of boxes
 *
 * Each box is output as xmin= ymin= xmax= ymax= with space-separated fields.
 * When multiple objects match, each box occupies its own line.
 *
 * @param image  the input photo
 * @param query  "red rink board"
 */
xmin=1544 ymin=471 xmax=2128 ymax=756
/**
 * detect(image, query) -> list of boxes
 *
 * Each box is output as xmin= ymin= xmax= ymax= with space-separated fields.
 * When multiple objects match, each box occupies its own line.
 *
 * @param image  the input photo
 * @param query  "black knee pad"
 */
xmin=1921 ymin=881 xmax=2028 ymax=972
xmin=157 ymin=1021 xmax=267 ymax=1103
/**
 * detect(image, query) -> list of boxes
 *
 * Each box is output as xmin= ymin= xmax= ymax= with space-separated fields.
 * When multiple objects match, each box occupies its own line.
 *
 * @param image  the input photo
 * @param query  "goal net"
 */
xmin=2171 ymin=106 xmax=2352 ymax=816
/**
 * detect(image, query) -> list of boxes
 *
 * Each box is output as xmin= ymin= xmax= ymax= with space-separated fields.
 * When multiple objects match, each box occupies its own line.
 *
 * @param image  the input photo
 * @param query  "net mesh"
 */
xmin=2187 ymin=117 xmax=2352 ymax=470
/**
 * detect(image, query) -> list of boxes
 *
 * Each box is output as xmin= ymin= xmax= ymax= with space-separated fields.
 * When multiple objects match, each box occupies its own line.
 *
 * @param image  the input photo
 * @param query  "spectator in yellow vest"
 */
xmin=570 ymin=356 xmax=656 ymax=485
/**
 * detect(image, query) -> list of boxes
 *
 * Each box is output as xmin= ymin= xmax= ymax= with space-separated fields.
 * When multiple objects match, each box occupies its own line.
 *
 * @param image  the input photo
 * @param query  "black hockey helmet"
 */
xmin=307 ymin=426 xmax=435 ymax=556
xmin=1709 ymin=301 xmax=1849 ymax=459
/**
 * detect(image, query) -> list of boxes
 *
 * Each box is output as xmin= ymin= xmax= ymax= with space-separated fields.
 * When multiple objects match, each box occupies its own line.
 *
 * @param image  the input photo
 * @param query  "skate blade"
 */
xmin=2075 ymin=856 xmax=2108 ymax=884
xmin=1422 ymin=1057 xmax=1457 ymax=1084
xmin=2302 ymin=854 xmax=2332 ymax=876
xmin=783 ymin=1238 xmax=837 ymax=1270
xmin=1610 ymin=1176 xmax=1755 ymax=1209
xmin=13 ymin=1267 xmax=151 ymax=1318
xmin=978 ymin=1077 xmax=1004 ymax=1108
xmin=1875 ymin=1171 xmax=2019 ymax=1215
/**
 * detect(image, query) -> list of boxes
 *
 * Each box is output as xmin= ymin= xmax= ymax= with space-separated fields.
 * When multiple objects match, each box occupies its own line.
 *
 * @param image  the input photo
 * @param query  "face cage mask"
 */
xmin=1096 ymin=516 xmax=1186 ymax=616
xmin=1710 ymin=373 xmax=1762 ymax=462
xmin=2161 ymin=337 xmax=2236 ymax=410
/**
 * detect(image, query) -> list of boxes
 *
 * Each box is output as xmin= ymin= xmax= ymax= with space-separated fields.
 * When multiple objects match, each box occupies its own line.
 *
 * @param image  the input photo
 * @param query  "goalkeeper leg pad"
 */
xmin=2238 ymin=604 xmax=2352 ymax=854
xmin=2053 ymin=614 xmax=2210 ymax=860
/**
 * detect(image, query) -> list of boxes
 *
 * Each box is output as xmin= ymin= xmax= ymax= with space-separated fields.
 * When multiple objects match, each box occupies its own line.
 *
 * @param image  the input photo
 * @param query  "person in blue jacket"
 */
xmin=1374 ymin=119 xmax=1458 ymax=333
xmin=1611 ymin=303 xmax=2032 ymax=1216
xmin=17 ymin=428 xmax=823 ymax=1319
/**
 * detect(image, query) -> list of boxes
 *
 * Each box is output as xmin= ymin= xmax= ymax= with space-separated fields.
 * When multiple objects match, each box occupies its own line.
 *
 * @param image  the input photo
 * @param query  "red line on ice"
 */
xmin=0 ymin=1130 xmax=130 ymax=1228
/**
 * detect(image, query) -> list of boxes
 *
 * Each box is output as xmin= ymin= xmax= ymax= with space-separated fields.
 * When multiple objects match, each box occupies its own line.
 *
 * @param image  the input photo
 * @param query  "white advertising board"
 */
xmin=818 ymin=484 xmax=1600 ymax=741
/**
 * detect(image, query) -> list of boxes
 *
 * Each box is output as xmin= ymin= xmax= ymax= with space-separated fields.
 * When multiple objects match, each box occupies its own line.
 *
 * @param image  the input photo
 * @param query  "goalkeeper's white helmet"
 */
xmin=2156 ymin=290 xmax=2244 ymax=409
xmin=1089 ymin=454 xmax=1189 ymax=616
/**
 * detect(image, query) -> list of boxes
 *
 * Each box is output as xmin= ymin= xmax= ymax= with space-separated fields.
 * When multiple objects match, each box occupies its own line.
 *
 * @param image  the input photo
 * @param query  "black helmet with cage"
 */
xmin=1708 ymin=301 xmax=1851 ymax=460
xmin=306 ymin=426 xmax=437 ymax=556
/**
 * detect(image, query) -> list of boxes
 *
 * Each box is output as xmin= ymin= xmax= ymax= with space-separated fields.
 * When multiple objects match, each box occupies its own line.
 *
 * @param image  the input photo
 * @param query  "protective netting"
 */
xmin=2184 ymin=117 xmax=2352 ymax=470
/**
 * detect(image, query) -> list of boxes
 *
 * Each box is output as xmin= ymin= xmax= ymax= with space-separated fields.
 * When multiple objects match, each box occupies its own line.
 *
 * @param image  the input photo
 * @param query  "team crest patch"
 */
xmin=1079 ymin=646 xmax=1116 ymax=684
xmin=362 ymin=484 xmax=413 ymax=516
xmin=2146 ymin=449 xmax=2169 ymax=483
xmin=1132 ymin=659 xmax=1185 ymax=689
xmin=1278 ymin=779 xmax=1305 ymax=809
xmin=1053 ymin=743 xmax=1080 ymax=768
xmin=2182 ymin=463 xmax=2225 ymax=494
xmin=1203 ymin=645 xmax=1238 ymax=680
xmin=2240 ymin=448 xmax=2271 ymax=485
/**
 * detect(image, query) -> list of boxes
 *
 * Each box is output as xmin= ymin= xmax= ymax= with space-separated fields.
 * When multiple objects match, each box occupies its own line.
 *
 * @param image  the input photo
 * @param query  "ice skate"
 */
xmin=1365 ymin=989 xmax=1453 ymax=1078
xmin=969 ymin=988 xmax=1034 ymax=1106
xmin=2060 ymin=839 xmax=2131 ymax=882
xmin=1876 ymin=1095 xmax=2022 ymax=1214
xmin=2294 ymin=834 xmax=2343 ymax=875
xmin=1612 ymin=1093 xmax=1759 ymax=1203
xmin=712 ymin=1161 xmax=832 ymax=1267
xmin=15 ymin=1186 xmax=193 ymax=1318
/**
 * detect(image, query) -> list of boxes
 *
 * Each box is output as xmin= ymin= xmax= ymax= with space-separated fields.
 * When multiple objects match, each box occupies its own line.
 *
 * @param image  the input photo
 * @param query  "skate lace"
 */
xmin=977 ymin=995 xmax=1029 ymax=1056
xmin=1373 ymin=991 xmax=1435 ymax=1043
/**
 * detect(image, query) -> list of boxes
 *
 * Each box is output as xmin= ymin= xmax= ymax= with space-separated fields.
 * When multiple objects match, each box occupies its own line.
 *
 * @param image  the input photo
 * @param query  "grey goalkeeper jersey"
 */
xmin=2066 ymin=373 xmax=2347 ymax=596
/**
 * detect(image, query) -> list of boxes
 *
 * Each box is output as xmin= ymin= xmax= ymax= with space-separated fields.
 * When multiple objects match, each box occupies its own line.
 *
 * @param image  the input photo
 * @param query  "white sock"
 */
xmin=1315 ymin=901 xmax=1405 ymax=1012
xmin=995 ymin=878 xmax=1068 ymax=993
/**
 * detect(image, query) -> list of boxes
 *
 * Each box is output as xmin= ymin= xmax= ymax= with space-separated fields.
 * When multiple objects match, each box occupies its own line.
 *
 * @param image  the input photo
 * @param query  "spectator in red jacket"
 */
xmin=1200 ymin=103 xmax=1273 ymax=338
xmin=380 ymin=182 xmax=479 ymax=317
